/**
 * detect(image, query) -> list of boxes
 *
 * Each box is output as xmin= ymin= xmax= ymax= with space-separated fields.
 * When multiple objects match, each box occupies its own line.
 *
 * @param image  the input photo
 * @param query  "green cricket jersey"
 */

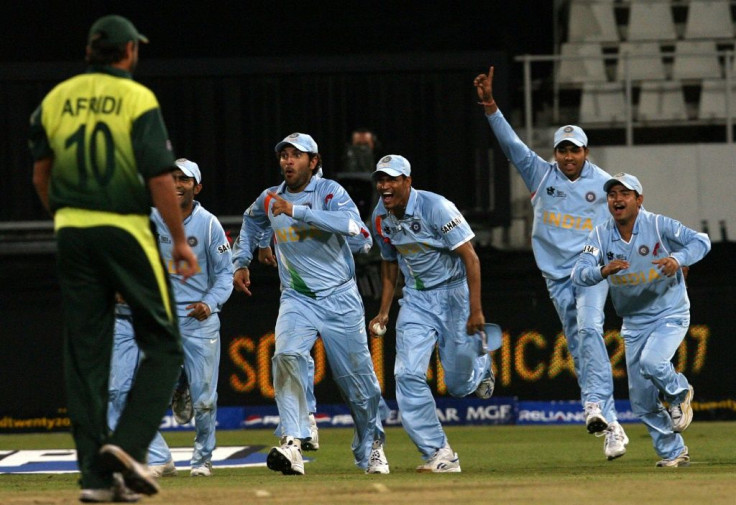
xmin=29 ymin=65 xmax=175 ymax=215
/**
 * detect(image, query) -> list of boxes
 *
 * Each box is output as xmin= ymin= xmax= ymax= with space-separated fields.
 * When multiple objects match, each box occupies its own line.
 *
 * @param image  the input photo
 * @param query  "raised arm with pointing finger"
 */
xmin=473 ymin=65 xmax=629 ymax=461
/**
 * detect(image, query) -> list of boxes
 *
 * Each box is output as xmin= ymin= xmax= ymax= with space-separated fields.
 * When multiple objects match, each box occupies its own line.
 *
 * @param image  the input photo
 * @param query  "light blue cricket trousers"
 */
xmin=394 ymin=280 xmax=490 ymax=459
xmin=623 ymin=316 xmax=691 ymax=460
xmin=546 ymin=277 xmax=619 ymax=423
xmin=273 ymin=280 xmax=384 ymax=470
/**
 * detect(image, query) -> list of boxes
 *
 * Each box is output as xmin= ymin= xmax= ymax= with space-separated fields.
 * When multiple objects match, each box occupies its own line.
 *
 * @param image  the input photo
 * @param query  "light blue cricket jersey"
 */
xmin=232 ymin=176 xmax=371 ymax=299
xmin=571 ymin=209 xmax=711 ymax=327
xmin=487 ymin=109 xmax=611 ymax=280
xmin=151 ymin=201 xmax=234 ymax=317
xmin=370 ymin=188 xmax=474 ymax=290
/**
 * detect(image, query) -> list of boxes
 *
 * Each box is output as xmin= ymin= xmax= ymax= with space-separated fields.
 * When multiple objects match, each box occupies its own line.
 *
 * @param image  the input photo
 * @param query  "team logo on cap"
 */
xmin=564 ymin=126 xmax=574 ymax=133
xmin=288 ymin=133 xmax=300 ymax=139
xmin=586 ymin=192 xmax=595 ymax=202
xmin=379 ymin=156 xmax=392 ymax=164
xmin=638 ymin=245 xmax=649 ymax=256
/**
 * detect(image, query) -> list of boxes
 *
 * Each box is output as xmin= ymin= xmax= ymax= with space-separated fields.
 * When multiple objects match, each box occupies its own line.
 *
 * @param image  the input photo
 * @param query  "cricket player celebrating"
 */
xmin=368 ymin=154 xmax=493 ymax=473
xmin=474 ymin=65 xmax=628 ymax=459
xmin=109 ymin=158 xmax=234 ymax=478
xmin=572 ymin=173 xmax=710 ymax=467
xmin=232 ymin=133 xmax=388 ymax=475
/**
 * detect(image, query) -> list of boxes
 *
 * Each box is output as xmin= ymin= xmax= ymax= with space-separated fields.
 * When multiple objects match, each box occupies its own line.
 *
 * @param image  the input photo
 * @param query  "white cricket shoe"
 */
xmin=365 ymin=440 xmax=390 ymax=474
xmin=79 ymin=473 xmax=141 ymax=503
xmin=302 ymin=413 xmax=320 ymax=451
xmin=584 ymin=402 xmax=608 ymax=434
xmin=602 ymin=422 xmax=629 ymax=460
xmin=149 ymin=459 xmax=177 ymax=478
xmin=656 ymin=446 xmax=690 ymax=467
xmin=190 ymin=461 xmax=212 ymax=477
xmin=670 ymin=386 xmax=694 ymax=433
xmin=416 ymin=444 xmax=461 ymax=473
xmin=267 ymin=437 xmax=305 ymax=475
xmin=474 ymin=367 xmax=495 ymax=399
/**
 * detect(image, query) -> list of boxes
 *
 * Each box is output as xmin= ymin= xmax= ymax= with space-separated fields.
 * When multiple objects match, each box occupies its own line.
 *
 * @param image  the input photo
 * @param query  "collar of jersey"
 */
xmin=276 ymin=176 xmax=318 ymax=195
xmin=612 ymin=208 xmax=645 ymax=241
xmin=87 ymin=65 xmax=133 ymax=80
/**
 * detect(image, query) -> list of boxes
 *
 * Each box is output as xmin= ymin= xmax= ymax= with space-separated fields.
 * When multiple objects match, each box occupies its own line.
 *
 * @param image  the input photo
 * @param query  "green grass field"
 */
xmin=1 ymin=422 xmax=735 ymax=504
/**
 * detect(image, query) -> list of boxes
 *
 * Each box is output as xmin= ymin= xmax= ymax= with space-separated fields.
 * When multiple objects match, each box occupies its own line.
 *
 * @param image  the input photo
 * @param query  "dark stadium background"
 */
xmin=1 ymin=2 xmax=733 ymax=423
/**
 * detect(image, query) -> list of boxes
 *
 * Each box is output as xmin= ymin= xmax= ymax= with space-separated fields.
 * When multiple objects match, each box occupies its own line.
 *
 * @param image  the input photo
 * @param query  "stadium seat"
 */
xmin=615 ymin=42 xmax=667 ymax=82
xmin=567 ymin=0 xmax=619 ymax=43
xmin=637 ymin=81 xmax=688 ymax=122
xmin=627 ymin=1 xmax=677 ymax=41
xmin=698 ymin=79 xmax=736 ymax=120
xmin=672 ymin=41 xmax=722 ymax=80
xmin=579 ymin=82 xmax=628 ymax=124
xmin=684 ymin=0 xmax=734 ymax=39
xmin=557 ymin=43 xmax=609 ymax=84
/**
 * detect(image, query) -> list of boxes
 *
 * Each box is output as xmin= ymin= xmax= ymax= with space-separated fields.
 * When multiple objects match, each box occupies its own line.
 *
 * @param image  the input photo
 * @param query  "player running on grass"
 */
xmin=572 ymin=173 xmax=710 ymax=467
xmin=108 ymin=158 xmax=233 ymax=478
xmin=232 ymin=132 xmax=388 ymax=475
xmin=474 ymin=65 xmax=628 ymax=459
xmin=368 ymin=154 xmax=493 ymax=473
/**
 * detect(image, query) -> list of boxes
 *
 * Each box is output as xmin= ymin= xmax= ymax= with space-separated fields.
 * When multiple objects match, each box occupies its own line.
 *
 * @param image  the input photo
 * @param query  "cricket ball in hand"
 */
xmin=371 ymin=322 xmax=387 ymax=336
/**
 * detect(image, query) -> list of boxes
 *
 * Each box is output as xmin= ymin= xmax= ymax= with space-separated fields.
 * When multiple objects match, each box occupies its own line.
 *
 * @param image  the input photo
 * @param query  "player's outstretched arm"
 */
xmin=473 ymin=65 xmax=499 ymax=115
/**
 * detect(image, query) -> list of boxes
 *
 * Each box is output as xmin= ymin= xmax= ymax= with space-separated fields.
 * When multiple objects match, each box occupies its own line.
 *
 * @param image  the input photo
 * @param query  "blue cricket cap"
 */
xmin=371 ymin=155 xmax=411 ymax=179
xmin=175 ymin=158 xmax=201 ymax=184
xmin=275 ymin=132 xmax=318 ymax=154
xmin=554 ymin=125 xmax=588 ymax=148
xmin=604 ymin=172 xmax=643 ymax=194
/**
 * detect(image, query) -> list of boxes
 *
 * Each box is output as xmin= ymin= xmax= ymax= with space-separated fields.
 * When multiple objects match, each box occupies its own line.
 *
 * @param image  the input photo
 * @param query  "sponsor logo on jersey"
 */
xmin=324 ymin=193 xmax=334 ymax=207
xmin=160 ymin=235 xmax=171 ymax=244
xmin=582 ymin=244 xmax=599 ymax=255
xmin=187 ymin=236 xmax=198 ymax=247
xmin=395 ymin=242 xmax=431 ymax=255
xmin=546 ymin=186 xmax=566 ymax=198
xmin=607 ymin=252 xmax=614 ymax=261
xmin=217 ymin=243 xmax=231 ymax=254
xmin=541 ymin=211 xmax=593 ymax=231
xmin=609 ymin=268 xmax=662 ymax=286
xmin=653 ymin=242 xmax=661 ymax=256
xmin=274 ymin=226 xmax=329 ymax=243
xmin=441 ymin=216 xmax=463 ymax=234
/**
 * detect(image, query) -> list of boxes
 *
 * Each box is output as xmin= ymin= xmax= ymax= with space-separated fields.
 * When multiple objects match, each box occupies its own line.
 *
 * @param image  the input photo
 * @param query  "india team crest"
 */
xmin=585 ymin=191 xmax=595 ymax=202
xmin=638 ymin=245 xmax=649 ymax=256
